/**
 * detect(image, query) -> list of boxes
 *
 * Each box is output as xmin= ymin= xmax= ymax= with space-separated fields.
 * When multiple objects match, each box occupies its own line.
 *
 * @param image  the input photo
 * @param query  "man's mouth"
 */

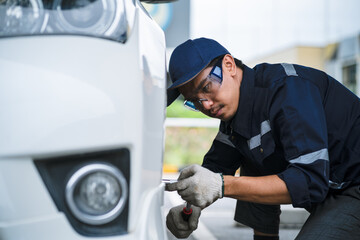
xmin=211 ymin=106 xmax=223 ymax=118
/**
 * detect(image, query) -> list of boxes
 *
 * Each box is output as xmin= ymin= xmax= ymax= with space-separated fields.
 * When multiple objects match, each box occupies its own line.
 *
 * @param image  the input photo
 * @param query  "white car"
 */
xmin=0 ymin=0 xmax=170 ymax=239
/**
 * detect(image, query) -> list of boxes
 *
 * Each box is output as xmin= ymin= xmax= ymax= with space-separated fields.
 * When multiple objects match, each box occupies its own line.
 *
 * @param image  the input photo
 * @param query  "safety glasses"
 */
xmin=183 ymin=58 xmax=223 ymax=111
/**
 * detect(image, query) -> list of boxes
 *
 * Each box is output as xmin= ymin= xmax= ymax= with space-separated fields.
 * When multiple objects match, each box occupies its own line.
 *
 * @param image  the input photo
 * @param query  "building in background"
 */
xmin=189 ymin=0 xmax=360 ymax=62
xmin=325 ymin=34 xmax=359 ymax=95
xmin=246 ymin=46 xmax=326 ymax=71
xmin=142 ymin=0 xmax=190 ymax=49
xmin=245 ymin=33 xmax=360 ymax=96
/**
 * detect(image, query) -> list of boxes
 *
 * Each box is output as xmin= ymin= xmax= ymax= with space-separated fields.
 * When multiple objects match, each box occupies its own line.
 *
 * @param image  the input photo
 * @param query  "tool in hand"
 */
xmin=162 ymin=179 xmax=193 ymax=221
xmin=162 ymin=179 xmax=178 ymax=184
xmin=181 ymin=202 xmax=192 ymax=221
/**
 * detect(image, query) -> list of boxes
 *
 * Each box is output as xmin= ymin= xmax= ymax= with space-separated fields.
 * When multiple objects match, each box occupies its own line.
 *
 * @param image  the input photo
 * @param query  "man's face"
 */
xmin=178 ymin=55 xmax=241 ymax=122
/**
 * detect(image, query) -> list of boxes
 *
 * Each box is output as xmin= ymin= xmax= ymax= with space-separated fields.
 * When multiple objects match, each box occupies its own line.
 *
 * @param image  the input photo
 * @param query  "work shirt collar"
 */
xmin=224 ymin=64 xmax=255 ymax=139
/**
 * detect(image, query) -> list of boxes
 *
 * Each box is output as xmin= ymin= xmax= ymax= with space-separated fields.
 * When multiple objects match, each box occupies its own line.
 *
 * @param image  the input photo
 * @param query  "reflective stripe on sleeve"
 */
xmin=289 ymin=148 xmax=329 ymax=165
xmin=281 ymin=63 xmax=298 ymax=76
xmin=248 ymin=120 xmax=271 ymax=150
xmin=329 ymin=180 xmax=350 ymax=190
xmin=215 ymin=131 xmax=236 ymax=148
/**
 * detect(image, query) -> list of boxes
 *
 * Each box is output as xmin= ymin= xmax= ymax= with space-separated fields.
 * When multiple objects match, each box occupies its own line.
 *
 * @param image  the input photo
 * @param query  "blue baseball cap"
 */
xmin=167 ymin=38 xmax=230 ymax=106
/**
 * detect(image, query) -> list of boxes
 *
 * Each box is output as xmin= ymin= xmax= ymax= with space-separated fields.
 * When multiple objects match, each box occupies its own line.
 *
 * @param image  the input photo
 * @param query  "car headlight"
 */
xmin=0 ymin=0 xmax=127 ymax=42
xmin=65 ymin=163 xmax=128 ymax=225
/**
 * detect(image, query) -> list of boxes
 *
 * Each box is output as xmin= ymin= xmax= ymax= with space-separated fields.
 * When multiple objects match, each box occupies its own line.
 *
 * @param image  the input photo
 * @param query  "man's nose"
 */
xmin=201 ymin=99 xmax=213 ymax=110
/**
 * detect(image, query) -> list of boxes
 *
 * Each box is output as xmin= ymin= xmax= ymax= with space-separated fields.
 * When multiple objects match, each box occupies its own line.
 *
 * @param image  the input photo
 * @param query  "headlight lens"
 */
xmin=0 ymin=0 xmax=127 ymax=42
xmin=66 ymin=163 xmax=128 ymax=225
xmin=54 ymin=0 xmax=117 ymax=34
xmin=0 ymin=0 xmax=45 ymax=35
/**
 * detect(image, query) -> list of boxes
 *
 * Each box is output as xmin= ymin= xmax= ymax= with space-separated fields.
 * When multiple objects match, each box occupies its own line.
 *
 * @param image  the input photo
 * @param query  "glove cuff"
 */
xmin=219 ymin=173 xmax=224 ymax=198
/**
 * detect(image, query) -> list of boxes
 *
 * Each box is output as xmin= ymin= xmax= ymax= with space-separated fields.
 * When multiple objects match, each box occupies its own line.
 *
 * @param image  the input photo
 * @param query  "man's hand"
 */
xmin=166 ymin=204 xmax=201 ymax=239
xmin=166 ymin=164 xmax=223 ymax=209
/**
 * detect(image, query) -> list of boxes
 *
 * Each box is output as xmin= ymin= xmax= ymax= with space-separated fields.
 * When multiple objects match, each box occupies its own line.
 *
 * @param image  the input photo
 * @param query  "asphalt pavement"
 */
xmin=163 ymin=173 xmax=308 ymax=240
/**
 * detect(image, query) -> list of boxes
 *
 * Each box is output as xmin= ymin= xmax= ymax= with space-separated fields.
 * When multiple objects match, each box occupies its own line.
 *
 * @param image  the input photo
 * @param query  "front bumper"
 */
xmin=0 ymin=165 xmax=166 ymax=240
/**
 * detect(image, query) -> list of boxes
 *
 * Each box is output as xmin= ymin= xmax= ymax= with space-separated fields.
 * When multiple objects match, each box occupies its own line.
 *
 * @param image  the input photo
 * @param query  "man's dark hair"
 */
xmin=208 ymin=55 xmax=244 ymax=70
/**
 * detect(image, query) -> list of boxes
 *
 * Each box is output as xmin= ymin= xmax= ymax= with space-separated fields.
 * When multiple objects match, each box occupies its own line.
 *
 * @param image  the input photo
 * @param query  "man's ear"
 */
xmin=223 ymin=54 xmax=236 ymax=76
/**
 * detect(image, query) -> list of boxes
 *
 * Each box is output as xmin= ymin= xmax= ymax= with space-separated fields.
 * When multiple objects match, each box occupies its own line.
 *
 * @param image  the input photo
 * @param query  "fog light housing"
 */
xmin=65 ymin=163 xmax=128 ymax=225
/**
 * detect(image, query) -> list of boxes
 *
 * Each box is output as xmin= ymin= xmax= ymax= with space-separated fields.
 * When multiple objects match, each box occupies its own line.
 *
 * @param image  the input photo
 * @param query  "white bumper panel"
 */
xmin=0 ymin=183 xmax=166 ymax=240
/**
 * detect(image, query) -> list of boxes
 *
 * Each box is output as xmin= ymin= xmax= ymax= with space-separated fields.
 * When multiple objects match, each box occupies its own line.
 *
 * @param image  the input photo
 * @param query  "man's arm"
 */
xmin=166 ymin=164 xmax=291 ymax=209
xmin=224 ymin=175 xmax=292 ymax=204
xmin=268 ymin=75 xmax=330 ymax=209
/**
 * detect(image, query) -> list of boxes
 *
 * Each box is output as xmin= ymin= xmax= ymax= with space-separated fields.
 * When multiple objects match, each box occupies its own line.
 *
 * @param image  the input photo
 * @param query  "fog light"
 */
xmin=65 ymin=163 xmax=127 ymax=225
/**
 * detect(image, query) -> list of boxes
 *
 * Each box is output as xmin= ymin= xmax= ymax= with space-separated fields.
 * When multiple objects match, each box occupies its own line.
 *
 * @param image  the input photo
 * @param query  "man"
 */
xmin=165 ymin=37 xmax=360 ymax=240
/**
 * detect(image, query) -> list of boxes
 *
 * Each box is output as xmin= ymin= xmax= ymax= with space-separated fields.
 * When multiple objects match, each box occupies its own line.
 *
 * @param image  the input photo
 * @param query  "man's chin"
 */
xmin=219 ymin=111 xmax=236 ymax=122
xmin=215 ymin=114 xmax=228 ymax=122
xmin=219 ymin=115 xmax=230 ymax=122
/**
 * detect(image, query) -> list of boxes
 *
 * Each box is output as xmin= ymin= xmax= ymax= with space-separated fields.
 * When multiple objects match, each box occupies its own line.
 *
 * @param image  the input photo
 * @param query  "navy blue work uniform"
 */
xmin=202 ymin=63 xmax=360 ymax=237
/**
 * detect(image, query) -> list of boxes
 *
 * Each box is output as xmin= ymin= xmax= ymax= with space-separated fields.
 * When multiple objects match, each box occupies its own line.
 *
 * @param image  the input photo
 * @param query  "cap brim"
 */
xmin=166 ymin=59 xmax=214 ymax=107
xmin=168 ymin=61 xmax=209 ymax=90
xmin=167 ymin=88 xmax=180 ymax=106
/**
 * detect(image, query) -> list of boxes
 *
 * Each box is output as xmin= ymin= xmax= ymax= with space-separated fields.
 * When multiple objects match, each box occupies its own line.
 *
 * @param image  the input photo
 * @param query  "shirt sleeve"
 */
xmin=269 ymin=76 xmax=330 ymax=209
xmin=202 ymin=131 xmax=242 ymax=175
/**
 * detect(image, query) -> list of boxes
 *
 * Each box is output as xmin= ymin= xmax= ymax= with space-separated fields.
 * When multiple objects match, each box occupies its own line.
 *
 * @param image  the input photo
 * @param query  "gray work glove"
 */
xmin=166 ymin=164 xmax=223 ymax=209
xmin=166 ymin=204 xmax=201 ymax=239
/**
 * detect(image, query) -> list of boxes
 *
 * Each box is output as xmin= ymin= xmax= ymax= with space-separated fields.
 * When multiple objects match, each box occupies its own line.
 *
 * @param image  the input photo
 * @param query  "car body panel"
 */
xmin=0 ymin=0 xmax=168 ymax=238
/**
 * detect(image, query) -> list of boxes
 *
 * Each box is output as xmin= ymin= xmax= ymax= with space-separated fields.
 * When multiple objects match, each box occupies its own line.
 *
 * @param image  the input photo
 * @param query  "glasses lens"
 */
xmin=209 ymin=58 xmax=223 ymax=84
xmin=183 ymin=100 xmax=199 ymax=112
xmin=209 ymin=66 xmax=222 ymax=83
xmin=197 ymin=58 xmax=223 ymax=100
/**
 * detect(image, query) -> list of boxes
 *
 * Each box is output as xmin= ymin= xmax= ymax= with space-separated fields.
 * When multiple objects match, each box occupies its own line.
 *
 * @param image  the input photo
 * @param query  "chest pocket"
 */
xmin=248 ymin=120 xmax=276 ymax=162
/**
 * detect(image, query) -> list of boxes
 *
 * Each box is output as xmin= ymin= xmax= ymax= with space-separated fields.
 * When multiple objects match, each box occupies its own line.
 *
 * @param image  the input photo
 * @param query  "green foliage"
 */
xmin=164 ymin=127 xmax=218 ymax=168
xmin=165 ymin=99 xmax=216 ymax=168
xmin=166 ymin=99 xmax=210 ymax=118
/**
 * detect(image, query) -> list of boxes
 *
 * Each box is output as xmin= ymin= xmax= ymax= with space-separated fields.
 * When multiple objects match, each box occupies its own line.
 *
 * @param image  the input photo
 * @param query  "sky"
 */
xmin=189 ymin=0 xmax=360 ymax=61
